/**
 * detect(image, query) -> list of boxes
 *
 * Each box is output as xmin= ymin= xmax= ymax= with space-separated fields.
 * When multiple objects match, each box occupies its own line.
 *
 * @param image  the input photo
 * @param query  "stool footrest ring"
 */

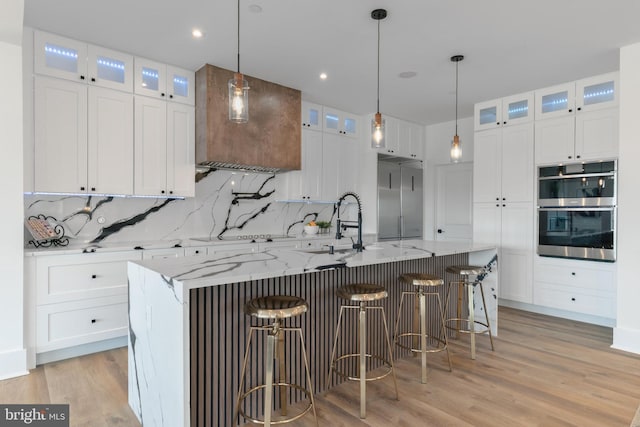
xmin=331 ymin=353 xmax=394 ymax=382
xmin=445 ymin=318 xmax=491 ymax=335
xmin=395 ymin=332 xmax=449 ymax=353
xmin=238 ymin=383 xmax=313 ymax=425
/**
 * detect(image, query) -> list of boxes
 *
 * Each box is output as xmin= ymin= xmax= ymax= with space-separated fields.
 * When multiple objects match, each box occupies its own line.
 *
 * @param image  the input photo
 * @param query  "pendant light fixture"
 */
xmin=229 ymin=0 xmax=249 ymax=123
xmin=450 ymin=54 xmax=464 ymax=162
xmin=371 ymin=9 xmax=387 ymax=149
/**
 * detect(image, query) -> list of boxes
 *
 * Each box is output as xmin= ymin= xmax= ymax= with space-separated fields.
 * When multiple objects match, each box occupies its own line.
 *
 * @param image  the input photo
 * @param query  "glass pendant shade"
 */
xmin=371 ymin=112 xmax=385 ymax=148
xmin=229 ymin=72 xmax=249 ymax=123
xmin=450 ymin=134 xmax=462 ymax=163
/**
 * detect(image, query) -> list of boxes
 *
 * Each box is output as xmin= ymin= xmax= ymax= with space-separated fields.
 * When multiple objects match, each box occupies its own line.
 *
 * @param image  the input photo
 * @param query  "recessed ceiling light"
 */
xmin=398 ymin=71 xmax=417 ymax=79
xmin=192 ymin=28 xmax=204 ymax=39
xmin=320 ymin=73 xmax=328 ymax=80
xmin=249 ymin=4 xmax=262 ymax=13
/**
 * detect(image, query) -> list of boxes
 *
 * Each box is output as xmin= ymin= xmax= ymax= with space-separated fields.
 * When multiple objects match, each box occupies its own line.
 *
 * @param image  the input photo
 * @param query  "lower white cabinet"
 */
xmin=30 ymin=251 xmax=141 ymax=355
xmin=533 ymin=256 xmax=616 ymax=319
xmin=36 ymin=294 xmax=129 ymax=353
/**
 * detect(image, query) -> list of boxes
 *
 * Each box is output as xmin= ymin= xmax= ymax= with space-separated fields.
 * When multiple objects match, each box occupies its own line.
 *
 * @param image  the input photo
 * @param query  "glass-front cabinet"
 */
xmin=134 ymin=58 xmax=194 ymax=105
xmin=301 ymin=101 xmax=322 ymax=131
xmin=34 ymin=31 xmax=88 ymax=82
xmin=34 ymin=31 xmax=134 ymax=92
xmin=323 ymin=107 xmax=360 ymax=138
xmin=535 ymin=72 xmax=618 ymax=120
xmin=474 ymin=92 xmax=533 ymax=131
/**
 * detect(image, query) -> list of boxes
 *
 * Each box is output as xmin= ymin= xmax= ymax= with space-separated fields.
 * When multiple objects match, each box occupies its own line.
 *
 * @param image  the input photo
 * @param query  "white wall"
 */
xmin=613 ymin=43 xmax=640 ymax=354
xmin=0 ymin=0 xmax=27 ymax=379
xmin=423 ymin=116 xmax=474 ymax=240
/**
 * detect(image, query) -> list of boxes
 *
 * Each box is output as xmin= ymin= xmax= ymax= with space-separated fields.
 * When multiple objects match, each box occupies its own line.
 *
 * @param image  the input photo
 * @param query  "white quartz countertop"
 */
xmin=130 ymin=239 xmax=496 ymax=290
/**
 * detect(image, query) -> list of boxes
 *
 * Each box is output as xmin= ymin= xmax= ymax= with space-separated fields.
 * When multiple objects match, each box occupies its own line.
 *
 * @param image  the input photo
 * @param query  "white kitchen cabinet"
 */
xmin=323 ymin=107 xmax=360 ymax=138
xmin=321 ymin=133 xmax=359 ymax=200
xmin=134 ymin=97 xmax=195 ymax=197
xmin=535 ymin=72 xmax=618 ymax=120
xmin=533 ymin=256 xmax=616 ymax=319
xmin=302 ymin=101 xmax=323 ymax=131
xmin=34 ymin=76 xmax=133 ymax=195
xmin=286 ymin=128 xmax=323 ymax=200
xmin=474 ymin=91 xmax=534 ymax=132
xmin=535 ymin=108 xmax=618 ymax=164
xmin=29 ymin=251 xmax=141 ymax=355
xmin=134 ymin=57 xmax=195 ymax=105
xmin=534 ymin=73 xmax=619 ymax=164
xmin=473 ymin=120 xmax=534 ymax=304
xmin=473 ymin=123 xmax=534 ymax=204
xmin=376 ymin=116 xmax=400 ymax=155
xmin=397 ymin=121 xmax=424 ymax=159
xmin=34 ymin=30 xmax=134 ymax=92
xmin=473 ymin=202 xmax=533 ymax=304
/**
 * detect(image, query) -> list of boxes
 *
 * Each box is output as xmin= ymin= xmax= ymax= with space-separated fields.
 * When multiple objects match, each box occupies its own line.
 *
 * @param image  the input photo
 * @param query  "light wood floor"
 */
xmin=1 ymin=307 xmax=639 ymax=427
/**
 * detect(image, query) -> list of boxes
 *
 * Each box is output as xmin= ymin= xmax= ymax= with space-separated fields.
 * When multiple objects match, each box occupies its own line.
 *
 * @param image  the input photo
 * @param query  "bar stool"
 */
xmin=393 ymin=273 xmax=452 ymax=384
xmin=326 ymin=283 xmax=398 ymax=419
xmin=444 ymin=265 xmax=495 ymax=359
xmin=235 ymin=295 xmax=318 ymax=427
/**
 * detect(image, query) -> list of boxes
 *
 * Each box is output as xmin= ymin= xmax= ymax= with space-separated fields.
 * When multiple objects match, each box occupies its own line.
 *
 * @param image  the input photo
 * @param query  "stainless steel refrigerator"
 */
xmin=377 ymin=157 xmax=423 ymax=240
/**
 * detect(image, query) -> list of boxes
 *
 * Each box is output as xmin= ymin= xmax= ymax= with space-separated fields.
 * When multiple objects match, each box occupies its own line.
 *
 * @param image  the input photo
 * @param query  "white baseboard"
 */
xmin=36 ymin=336 xmax=127 ymax=366
xmin=612 ymin=326 xmax=640 ymax=355
xmin=0 ymin=348 xmax=28 ymax=380
xmin=498 ymin=299 xmax=616 ymax=327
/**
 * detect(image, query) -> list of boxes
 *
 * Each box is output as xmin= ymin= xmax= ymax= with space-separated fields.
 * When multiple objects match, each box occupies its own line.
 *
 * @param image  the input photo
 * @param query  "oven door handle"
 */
xmin=538 ymin=207 xmax=615 ymax=212
xmin=538 ymin=171 xmax=616 ymax=180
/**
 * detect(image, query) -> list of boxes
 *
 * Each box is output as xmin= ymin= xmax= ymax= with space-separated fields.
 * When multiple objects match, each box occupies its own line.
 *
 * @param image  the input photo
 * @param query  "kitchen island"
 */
xmin=127 ymin=239 xmax=497 ymax=427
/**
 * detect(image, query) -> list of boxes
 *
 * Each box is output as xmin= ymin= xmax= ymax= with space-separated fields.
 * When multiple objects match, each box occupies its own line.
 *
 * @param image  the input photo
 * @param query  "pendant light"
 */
xmin=229 ymin=0 xmax=249 ymax=123
xmin=450 ymin=55 xmax=464 ymax=162
xmin=371 ymin=9 xmax=387 ymax=149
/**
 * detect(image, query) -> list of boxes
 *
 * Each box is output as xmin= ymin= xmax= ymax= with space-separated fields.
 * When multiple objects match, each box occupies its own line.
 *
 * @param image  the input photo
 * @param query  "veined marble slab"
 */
xmin=130 ymin=239 xmax=496 ymax=299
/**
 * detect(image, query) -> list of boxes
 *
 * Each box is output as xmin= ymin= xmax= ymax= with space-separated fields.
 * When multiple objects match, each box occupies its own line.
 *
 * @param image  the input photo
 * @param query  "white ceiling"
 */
xmin=23 ymin=0 xmax=640 ymax=125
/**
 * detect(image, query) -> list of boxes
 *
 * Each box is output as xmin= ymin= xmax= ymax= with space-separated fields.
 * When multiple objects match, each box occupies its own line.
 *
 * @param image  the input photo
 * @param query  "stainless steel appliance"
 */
xmin=377 ymin=156 xmax=423 ymax=240
xmin=537 ymin=161 xmax=616 ymax=262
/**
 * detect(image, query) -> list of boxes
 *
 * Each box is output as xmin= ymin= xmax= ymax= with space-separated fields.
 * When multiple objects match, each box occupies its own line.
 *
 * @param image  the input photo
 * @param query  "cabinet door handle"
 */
xmin=169 ymin=190 xmax=173 ymax=194
xmin=91 ymin=77 xmax=96 ymax=82
xmin=576 ymin=155 xmax=581 ymax=159
xmin=91 ymin=187 xmax=96 ymax=191
xmin=161 ymin=93 xmax=165 ymax=97
xmin=577 ymin=107 xmax=582 ymax=111
xmin=496 ymin=122 xmax=500 ymax=126
xmin=91 ymin=319 xmax=97 ymax=323
xmin=503 ymin=121 xmax=507 ymax=125
xmin=568 ymin=156 xmax=572 ymax=159
xmin=169 ymin=94 xmax=174 ymax=99
xmin=80 ymin=75 xmax=85 ymax=80
xmin=502 ymin=204 xmax=506 ymax=207
xmin=571 ymin=272 xmax=576 ymax=276
xmin=571 ymin=297 xmax=576 ymax=301
xmin=80 ymin=186 xmax=85 ymax=191
xmin=91 ymin=274 xmax=97 ymax=279
xmin=568 ymin=109 xmax=573 ymax=113
xmin=161 ymin=190 xmax=165 ymax=194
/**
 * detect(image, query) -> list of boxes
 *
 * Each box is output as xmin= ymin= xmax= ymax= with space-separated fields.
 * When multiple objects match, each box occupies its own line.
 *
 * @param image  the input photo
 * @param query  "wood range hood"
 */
xmin=195 ymin=64 xmax=301 ymax=174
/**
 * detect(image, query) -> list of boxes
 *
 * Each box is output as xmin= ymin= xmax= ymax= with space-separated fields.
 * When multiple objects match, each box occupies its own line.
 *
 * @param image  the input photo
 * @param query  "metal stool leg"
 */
xmin=277 ymin=332 xmax=287 ymax=416
xmin=264 ymin=322 xmax=279 ymax=427
xmin=467 ymin=280 xmax=476 ymax=360
xmin=359 ymin=302 xmax=367 ymax=419
xmin=298 ymin=329 xmax=319 ymax=427
xmin=380 ymin=306 xmax=399 ymax=400
xmin=436 ymin=292 xmax=453 ymax=371
xmin=326 ymin=306 xmax=346 ymax=390
xmin=235 ymin=328 xmax=255 ymax=424
xmin=418 ymin=288 xmax=427 ymax=384
xmin=478 ymin=282 xmax=495 ymax=351
xmin=392 ymin=292 xmax=408 ymax=359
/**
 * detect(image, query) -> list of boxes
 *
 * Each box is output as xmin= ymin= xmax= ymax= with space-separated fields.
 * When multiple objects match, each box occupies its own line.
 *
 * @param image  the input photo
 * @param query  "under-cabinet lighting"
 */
xmin=97 ymin=58 xmax=125 ymax=70
xmin=24 ymin=191 xmax=185 ymax=200
xmin=45 ymin=44 xmax=78 ymax=59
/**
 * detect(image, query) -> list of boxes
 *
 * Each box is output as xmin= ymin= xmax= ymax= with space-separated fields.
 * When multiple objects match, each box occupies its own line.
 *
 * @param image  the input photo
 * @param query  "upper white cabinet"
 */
xmin=34 ymin=76 xmax=133 ymax=194
xmin=135 ymin=57 xmax=195 ymax=105
xmin=372 ymin=115 xmax=424 ymax=160
xmin=473 ymin=123 xmax=534 ymax=204
xmin=321 ymin=133 xmax=359 ymax=200
xmin=534 ymin=72 xmax=619 ymax=164
xmin=535 ymin=72 xmax=618 ymax=120
xmin=34 ymin=31 xmax=133 ymax=92
xmin=323 ymin=107 xmax=360 ymax=138
xmin=301 ymin=101 xmax=323 ymax=131
xmin=134 ymin=97 xmax=195 ymax=197
xmin=474 ymin=92 xmax=534 ymax=132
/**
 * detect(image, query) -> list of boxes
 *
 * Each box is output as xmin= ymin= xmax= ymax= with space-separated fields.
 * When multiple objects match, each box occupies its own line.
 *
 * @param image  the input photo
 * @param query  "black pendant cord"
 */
xmin=237 ymin=0 xmax=240 ymax=73
xmin=455 ymin=59 xmax=458 ymax=135
xmin=377 ymin=19 xmax=380 ymax=113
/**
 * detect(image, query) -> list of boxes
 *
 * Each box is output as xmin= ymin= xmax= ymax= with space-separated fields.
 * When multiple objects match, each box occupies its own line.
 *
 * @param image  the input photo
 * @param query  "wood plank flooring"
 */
xmin=1 ymin=307 xmax=639 ymax=427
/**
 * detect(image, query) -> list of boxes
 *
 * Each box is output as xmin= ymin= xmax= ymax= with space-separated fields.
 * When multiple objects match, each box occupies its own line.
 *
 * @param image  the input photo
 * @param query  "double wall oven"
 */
xmin=537 ymin=161 xmax=616 ymax=262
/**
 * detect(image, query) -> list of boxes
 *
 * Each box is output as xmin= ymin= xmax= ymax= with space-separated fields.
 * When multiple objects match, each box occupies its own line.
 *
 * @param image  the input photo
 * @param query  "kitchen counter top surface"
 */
xmin=23 ymin=233 xmax=364 ymax=256
xmin=131 ymin=239 xmax=496 ymax=291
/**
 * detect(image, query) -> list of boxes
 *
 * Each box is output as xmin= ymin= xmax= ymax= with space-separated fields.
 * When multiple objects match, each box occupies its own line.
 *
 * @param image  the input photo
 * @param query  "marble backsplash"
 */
xmin=24 ymin=170 xmax=354 ymax=245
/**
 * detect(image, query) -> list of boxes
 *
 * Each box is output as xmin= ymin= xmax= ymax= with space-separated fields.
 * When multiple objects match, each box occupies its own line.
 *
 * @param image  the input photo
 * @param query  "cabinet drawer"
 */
xmin=535 ymin=262 xmax=615 ymax=292
xmin=36 ymin=295 xmax=128 ymax=352
xmin=534 ymin=285 xmax=615 ymax=318
xmin=36 ymin=252 xmax=141 ymax=304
